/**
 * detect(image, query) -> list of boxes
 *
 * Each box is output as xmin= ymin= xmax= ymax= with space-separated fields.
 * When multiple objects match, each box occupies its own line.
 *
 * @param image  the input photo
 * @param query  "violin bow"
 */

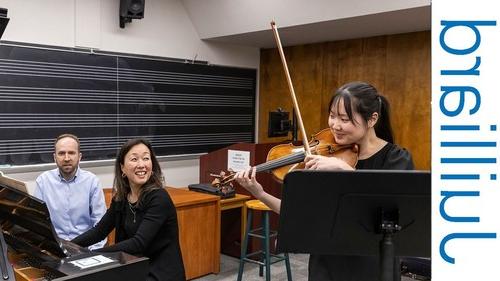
xmin=270 ymin=21 xmax=311 ymax=156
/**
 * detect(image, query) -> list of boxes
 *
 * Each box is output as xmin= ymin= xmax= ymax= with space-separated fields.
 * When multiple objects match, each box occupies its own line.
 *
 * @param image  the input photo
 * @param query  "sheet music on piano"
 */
xmin=69 ymin=255 xmax=114 ymax=270
xmin=0 ymin=176 xmax=149 ymax=281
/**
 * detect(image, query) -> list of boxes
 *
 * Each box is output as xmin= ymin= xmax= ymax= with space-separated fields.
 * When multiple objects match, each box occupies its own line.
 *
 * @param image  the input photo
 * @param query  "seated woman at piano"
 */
xmin=235 ymin=81 xmax=414 ymax=281
xmin=72 ymin=138 xmax=185 ymax=281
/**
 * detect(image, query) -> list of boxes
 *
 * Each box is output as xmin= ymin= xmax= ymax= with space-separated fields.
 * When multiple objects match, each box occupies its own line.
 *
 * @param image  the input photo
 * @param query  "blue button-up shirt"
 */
xmin=34 ymin=167 xmax=107 ymax=249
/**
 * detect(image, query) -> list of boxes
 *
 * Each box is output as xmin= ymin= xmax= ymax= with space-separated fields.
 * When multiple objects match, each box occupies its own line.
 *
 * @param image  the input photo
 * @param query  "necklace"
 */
xmin=128 ymin=201 xmax=137 ymax=223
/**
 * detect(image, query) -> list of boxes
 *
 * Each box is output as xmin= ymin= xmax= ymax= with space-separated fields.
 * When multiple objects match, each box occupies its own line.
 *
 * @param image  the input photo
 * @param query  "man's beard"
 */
xmin=59 ymin=164 xmax=77 ymax=177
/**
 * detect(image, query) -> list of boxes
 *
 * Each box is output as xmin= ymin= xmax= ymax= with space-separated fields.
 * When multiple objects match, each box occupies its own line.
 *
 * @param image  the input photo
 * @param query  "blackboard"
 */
xmin=0 ymin=42 xmax=256 ymax=165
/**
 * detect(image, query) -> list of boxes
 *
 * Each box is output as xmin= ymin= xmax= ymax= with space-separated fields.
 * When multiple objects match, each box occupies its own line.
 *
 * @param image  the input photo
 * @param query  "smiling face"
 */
xmin=120 ymin=143 xmax=153 ymax=190
xmin=328 ymin=98 xmax=369 ymax=145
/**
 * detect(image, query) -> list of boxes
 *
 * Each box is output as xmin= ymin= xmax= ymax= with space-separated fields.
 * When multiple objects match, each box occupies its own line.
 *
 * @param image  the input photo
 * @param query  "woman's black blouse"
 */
xmin=73 ymin=188 xmax=185 ymax=281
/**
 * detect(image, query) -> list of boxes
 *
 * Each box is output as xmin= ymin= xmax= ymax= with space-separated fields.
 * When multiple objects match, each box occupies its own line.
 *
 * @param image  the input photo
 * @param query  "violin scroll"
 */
xmin=210 ymin=171 xmax=236 ymax=195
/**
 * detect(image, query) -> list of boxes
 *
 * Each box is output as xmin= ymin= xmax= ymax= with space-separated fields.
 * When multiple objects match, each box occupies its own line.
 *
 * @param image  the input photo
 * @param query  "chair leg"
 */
xmin=264 ymin=211 xmax=271 ymax=281
xmin=285 ymin=252 xmax=293 ymax=281
xmin=258 ymin=211 xmax=264 ymax=277
xmin=237 ymin=210 xmax=253 ymax=281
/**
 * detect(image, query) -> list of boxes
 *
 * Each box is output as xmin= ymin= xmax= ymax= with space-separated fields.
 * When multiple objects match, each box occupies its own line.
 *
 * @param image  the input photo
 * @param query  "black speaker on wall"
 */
xmin=0 ymin=7 xmax=9 ymax=39
xmin=119 ymin=0 xmax=145 ymax=28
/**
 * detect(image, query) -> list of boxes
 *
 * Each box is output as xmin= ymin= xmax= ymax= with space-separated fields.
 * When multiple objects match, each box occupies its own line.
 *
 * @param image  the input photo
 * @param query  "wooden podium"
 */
xmin=200 ymin=143 xmax=283 ymax=257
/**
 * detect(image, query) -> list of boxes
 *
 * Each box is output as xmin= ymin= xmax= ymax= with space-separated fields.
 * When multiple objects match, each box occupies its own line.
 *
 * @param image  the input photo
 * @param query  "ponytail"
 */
xmin=375 ymin=95 xmax=394 ymax=143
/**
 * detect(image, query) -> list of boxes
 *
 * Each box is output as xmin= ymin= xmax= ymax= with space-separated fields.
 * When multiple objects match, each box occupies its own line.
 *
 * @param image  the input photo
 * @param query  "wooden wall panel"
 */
xmin=321 ymin=37 xmax=388 ymax=128
xmin=335 ymin=39 xmax=365 ymax=84
xmin=320 ymin=42 xmax=340 ymax=128
xmin=259 ymin=31 xmax=430 ymax=169
xmin=259 ymin=44 xmax=325 ymax=142
xmin=358 ymin=36 xmax=388 ymax=92
xmin=385 ymin=32 xmax=431 ymax=169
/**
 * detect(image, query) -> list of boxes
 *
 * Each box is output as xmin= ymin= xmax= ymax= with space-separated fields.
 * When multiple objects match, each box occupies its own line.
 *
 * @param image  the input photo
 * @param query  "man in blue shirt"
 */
xmin=34 ymin=134 xmax=106 ymax=249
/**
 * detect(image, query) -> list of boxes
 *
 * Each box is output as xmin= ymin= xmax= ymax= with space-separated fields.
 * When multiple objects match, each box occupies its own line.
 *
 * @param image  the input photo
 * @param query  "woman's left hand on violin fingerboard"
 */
xmin=304 ymin=154 xmax=354 ymax=171
xmin=234 ymin=167 xmax=265 ymax=197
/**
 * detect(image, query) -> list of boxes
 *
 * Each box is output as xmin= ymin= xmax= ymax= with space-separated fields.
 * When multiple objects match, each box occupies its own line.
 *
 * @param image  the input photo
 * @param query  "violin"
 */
xmin=211 ymin=129 xmax=358 ymax=188
xmin=211 ymin=21 xmax=359 ymax=190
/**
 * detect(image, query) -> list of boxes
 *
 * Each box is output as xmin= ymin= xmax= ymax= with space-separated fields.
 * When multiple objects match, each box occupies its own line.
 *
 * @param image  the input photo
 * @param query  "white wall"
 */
xmin=0 ymin=0 xmax=260 ymax=193
xmin=182 ymin=0 xmax=430 ymax=39
xmin=0 ymin=0 xmax=260 ymax=67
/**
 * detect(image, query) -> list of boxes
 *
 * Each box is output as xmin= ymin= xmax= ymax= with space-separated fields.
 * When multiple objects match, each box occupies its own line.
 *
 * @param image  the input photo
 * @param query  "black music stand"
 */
xmin=277 ymin=170 xmax=430 ymax=281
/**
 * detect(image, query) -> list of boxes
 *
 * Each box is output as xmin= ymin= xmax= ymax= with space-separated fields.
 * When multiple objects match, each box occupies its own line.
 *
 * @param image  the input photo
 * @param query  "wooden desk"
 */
xmin=166 ymin=188 xmax=221 ymax=280
xmin=220 ymin=194 xmax=251 ymax=245
xmin=174 ymin=189 xmax=251 ymax=246
xmin=176 ymin=189 xmax=251 ymax=251
xmin=103 ymin=188 xmax=220 ymax=280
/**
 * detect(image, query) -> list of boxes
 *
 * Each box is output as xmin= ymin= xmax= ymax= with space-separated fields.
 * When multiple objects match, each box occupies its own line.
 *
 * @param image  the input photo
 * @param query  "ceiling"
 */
xmin=203 ymin=6 xmax=430 ymax=49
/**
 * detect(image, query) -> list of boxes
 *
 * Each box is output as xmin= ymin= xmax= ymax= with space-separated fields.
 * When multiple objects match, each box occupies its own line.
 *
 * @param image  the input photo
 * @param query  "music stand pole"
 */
xmin=379 ymin=209 xmax=402 ymax=281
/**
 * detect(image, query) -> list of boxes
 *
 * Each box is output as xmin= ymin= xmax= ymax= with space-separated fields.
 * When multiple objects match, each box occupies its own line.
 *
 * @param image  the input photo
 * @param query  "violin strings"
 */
xmin=219 ymin=151 xmax=305 ymax=184
xmin=255 ymin=151 xmax=305 ymax=172
xmin=219 ymin=145 xmax=356 ymax=184
xmin=217 ymin=152 xmax=304 ymax=185
xmin=254 ymin=144 xmax=355 ymax=173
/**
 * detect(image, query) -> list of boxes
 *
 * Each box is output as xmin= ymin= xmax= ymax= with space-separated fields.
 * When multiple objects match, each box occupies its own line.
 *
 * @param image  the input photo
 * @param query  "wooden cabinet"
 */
xmin=166 ymin=188 xmax=220 ymax=280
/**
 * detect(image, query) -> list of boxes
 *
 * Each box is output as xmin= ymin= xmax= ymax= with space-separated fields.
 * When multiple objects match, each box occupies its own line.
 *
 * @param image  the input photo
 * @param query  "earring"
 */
xmin=122 ymin=172 xmax=126 ymax=178
xmin=151 ymin=171 xmax=154 ymax=175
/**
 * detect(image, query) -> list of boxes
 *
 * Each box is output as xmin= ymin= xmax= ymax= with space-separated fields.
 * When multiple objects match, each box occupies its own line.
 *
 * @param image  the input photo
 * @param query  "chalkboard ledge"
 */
xmin=0 ymin=153 xmax=206 ymax=174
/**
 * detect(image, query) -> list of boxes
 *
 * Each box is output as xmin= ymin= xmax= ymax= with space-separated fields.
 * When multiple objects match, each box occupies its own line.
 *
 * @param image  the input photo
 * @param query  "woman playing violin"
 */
xmin=235 ymin=81 xmax=414 ymax=281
